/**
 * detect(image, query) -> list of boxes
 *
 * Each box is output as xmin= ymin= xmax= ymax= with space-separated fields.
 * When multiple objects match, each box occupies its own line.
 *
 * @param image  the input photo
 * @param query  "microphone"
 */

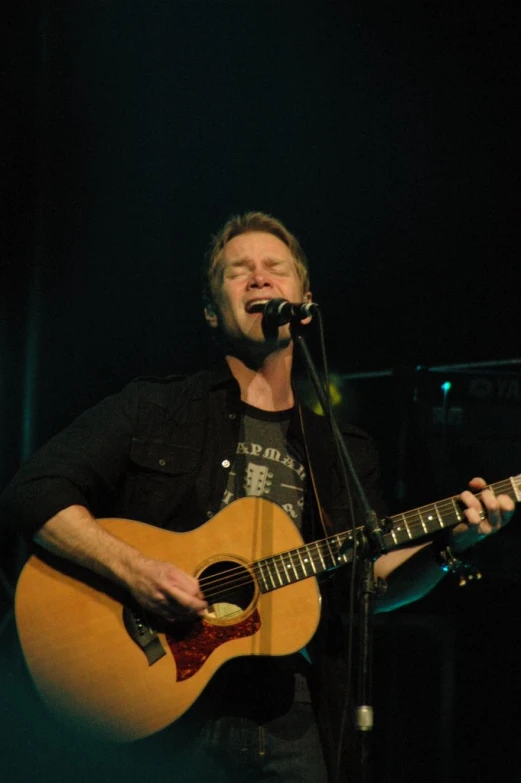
xmin=256 ymin=298 xmax=318 ymax=328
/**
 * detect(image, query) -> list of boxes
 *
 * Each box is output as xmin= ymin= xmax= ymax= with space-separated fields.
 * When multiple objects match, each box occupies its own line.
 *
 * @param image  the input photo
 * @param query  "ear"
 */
xmin=204 ymin=303 xmax=219 ymax=329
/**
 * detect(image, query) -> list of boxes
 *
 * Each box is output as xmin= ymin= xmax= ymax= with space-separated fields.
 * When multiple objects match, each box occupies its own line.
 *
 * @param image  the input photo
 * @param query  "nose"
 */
xmin=247 ymin=271 xmax=271 ymax=290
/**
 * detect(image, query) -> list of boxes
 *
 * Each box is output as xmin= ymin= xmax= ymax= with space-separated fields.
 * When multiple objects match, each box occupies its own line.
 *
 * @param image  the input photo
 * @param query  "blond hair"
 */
xmin=203 ymin=211 xmax=310 ymax=306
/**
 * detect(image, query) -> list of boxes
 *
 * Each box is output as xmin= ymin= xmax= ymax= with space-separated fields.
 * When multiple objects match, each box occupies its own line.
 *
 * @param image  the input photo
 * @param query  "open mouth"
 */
xmin=245 ymin=299 xmax=271 ymax=314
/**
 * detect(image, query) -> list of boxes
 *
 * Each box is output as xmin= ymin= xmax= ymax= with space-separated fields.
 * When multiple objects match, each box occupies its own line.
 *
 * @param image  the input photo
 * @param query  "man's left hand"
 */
xmin=452 ymin=476 xmax=515 ymax=553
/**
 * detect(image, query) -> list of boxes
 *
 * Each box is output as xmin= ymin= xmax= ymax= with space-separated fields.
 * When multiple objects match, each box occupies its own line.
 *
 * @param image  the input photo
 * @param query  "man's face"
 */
xmin=206 ymin=231 xmax=309 ymax=349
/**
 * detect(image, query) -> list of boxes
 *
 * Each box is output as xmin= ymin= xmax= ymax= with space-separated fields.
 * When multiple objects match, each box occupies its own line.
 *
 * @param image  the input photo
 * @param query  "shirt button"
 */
xmin=158 ymin=459 xmax=166 ymax=467
xmin=206 ymin=510 xmax=213 ymax=519
xmin=229 ymin=413 xmax=237 ymax=420
xmin=222 ymin=459 xmax=231 ymax=468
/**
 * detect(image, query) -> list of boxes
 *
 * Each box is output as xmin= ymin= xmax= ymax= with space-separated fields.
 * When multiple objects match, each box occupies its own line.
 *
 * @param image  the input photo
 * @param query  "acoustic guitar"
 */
xmin=15 ymin=478 xmax=520 ymax=742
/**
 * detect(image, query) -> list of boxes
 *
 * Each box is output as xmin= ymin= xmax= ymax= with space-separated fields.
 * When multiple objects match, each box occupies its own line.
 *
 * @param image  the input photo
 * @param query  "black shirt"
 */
xmin=0 ymin=363 xmax=385 ymax=545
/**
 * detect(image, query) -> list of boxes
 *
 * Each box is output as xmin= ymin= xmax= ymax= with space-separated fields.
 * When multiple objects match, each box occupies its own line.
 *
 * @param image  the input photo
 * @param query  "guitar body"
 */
xmin=15 ymin=497 xmax=321 ymax=742
xmin=15 ymin=474 xmax=520 ymax=744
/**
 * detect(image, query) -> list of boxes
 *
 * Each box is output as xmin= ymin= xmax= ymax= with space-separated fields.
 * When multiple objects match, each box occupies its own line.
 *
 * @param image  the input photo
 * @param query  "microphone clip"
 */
xmin=262 ymin=298 xmax=318 ymax=328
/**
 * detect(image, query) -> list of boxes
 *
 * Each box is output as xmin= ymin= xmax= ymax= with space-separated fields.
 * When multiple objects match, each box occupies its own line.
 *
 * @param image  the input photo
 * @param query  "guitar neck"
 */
xmin=254 ymin=475 xmax=521 ymax=593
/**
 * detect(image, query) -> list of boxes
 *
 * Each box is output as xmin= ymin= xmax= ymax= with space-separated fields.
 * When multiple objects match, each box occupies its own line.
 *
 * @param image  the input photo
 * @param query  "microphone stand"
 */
xmin=290 ymin=323 xmax=387 ymax=783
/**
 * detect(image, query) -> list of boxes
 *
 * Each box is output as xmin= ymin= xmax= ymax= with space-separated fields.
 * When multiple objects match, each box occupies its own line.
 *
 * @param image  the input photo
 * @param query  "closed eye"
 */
xmin=224 ymin=263 xmax=249 ymax=280
xmin=265 ymin=260 xmax=291 ymax=275
xmin=223 ymin=258 xmax=292 ymax=279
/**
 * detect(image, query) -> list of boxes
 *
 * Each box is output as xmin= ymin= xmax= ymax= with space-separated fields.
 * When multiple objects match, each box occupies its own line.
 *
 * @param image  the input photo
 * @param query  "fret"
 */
xmin=451 ymin=498 xmax=463 ymax=523
xmin=292 ymin=552 xmax=303 ymax=578
xmin=256 ymin=559 xmax=270 ymax=593
xmin=288 ymin=553 xmax=299 ymax=582
xmin=325 ymin=537 xmax=337 ymax=566
xmin=282 ymin=554 xmax=292 ymax=584
xmin=390 ymin=514 xmax=413 ymax=545
xmin=290 ymin=547 xmax=306 ymax=581
xmin=406 ymin=509 xmax=420 ymax=535
xmin=296 ymin=546 xmax=308 ymax=578
xmin=315 ymin=541 xmax=327 ymax=571
xmin=264 ymin=560 xmax=277 ymax=590
xmin=434 ymin=502 xmax=445 ymax=529
xmin=257 ymin=559 xmax=279 ymax=593
xmin=305 ymin=545 xmax=317 ymax=575
xmin=275 ymin=554 xmax=285 ymax=586
xmin=328 ymin=534 xmax=349 ymax=567
xmin=417 ymin=508 xmax=428 ymax=535
xmin=281 ymin=553 xmax=294 ymax=583
xmin=423 ymin=505 xmax=438 ymax=533
xmin=281 ymin=553 xmax=293 ymax=583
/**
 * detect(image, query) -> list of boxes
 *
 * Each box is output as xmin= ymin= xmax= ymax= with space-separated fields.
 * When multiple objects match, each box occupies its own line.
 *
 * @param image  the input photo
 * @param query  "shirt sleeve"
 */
xmin=0 ymin=382 xmax=140 ymax=542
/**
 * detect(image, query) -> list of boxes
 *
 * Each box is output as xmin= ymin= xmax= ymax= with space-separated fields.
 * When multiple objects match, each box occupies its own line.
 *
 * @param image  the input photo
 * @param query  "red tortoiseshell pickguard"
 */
xmin=165 ymin=610 xmax=261 ymax=682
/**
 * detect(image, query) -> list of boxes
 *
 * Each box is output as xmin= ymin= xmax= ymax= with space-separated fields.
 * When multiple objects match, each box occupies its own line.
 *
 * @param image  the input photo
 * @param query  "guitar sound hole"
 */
xmin=200 ymin=560 xmax=256 ymax=624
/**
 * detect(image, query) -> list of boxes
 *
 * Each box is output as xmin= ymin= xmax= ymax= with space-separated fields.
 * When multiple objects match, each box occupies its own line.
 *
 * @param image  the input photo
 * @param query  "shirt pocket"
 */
xmin=125 ymin=437 xmax=199 ymax=524
xmin=130 ymin=437 xmax=199 ymax=475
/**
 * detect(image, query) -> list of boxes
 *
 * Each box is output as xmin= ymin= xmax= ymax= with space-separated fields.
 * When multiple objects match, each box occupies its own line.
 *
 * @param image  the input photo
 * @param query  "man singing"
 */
xmin=0 ymin=211 xmax=514 ymax=782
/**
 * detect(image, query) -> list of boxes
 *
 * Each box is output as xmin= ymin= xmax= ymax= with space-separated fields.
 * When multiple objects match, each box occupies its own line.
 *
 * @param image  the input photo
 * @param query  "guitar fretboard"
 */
xmin=253 ymin=475 xmax=521 ymax=594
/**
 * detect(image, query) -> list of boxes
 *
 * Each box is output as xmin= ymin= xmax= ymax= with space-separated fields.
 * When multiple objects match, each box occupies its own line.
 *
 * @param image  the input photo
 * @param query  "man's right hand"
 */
xmin=127 ymin=556 xmax=208 ymax=621
xmin=35 ymin=505 xmax=208 ymax=621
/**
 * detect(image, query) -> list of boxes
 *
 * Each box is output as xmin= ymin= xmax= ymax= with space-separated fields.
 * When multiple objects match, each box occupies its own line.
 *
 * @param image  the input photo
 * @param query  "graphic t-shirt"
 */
xmin=219 ymin=403 xmax=311 ymax=704
xmin=220 ymin=404 xmax=307 ymax=530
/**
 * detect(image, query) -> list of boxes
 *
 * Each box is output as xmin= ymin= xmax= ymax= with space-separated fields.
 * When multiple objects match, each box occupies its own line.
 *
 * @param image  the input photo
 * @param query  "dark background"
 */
xmin=1 ymin=1 xmax=520 ymax=781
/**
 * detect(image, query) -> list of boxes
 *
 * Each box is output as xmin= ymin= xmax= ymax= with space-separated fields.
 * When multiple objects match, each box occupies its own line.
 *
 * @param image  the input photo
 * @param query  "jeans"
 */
xmin=130 ymin=701 xmax=330 ymax=783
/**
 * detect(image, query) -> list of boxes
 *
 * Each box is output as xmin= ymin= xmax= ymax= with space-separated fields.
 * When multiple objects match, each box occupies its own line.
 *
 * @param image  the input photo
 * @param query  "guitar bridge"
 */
xmin=123 ymin=605 xmax=167 ymax=666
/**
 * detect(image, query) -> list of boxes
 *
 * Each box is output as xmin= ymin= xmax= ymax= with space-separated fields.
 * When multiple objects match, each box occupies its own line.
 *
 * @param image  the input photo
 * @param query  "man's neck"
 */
xmin=225 ymin=349 xmax=294 ymax=412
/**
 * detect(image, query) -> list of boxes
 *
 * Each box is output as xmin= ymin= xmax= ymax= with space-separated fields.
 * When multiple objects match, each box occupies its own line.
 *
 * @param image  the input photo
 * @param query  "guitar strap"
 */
xmin=297 ymin=404 xmax=333 ymax=539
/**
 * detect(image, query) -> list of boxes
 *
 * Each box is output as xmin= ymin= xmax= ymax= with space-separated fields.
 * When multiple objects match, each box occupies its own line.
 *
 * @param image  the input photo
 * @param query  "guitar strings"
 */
xmin=196 ymin=480 xmax=517 ymax=603
xmin=197 ymin=480 xmax=517 ymax=598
